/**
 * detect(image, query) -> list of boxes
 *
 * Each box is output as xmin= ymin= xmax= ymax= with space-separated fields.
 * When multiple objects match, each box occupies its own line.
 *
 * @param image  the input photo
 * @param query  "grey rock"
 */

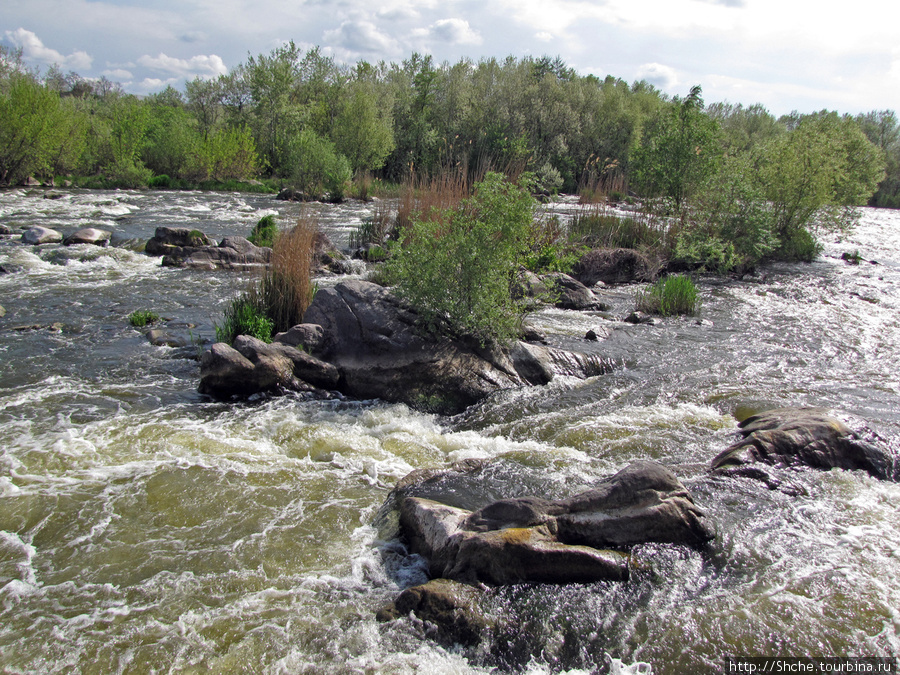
xmin=64 ymin=228 xmax=111 ymax=247
xmin=574 ymin=248 xmax=656 ymax=286
xmin=146 ymin=228 xmax=271 ymax=270
xmin=541 ymin=272 xmax=610 ymax=310
xmin=273 ymin=323 xmax=326 ymax=355
xmin=395 ymin=460 xmax=713 ymax=586
xmin=710 ymin=407 xmax=899 ymax=482
xmin=22 ymin=226 xmax=62 ymax=245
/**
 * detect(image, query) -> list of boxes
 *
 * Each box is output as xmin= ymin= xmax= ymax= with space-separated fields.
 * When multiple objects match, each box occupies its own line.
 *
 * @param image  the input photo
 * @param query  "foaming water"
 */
xmin=2 ymin=192 xmax=900 ymax=672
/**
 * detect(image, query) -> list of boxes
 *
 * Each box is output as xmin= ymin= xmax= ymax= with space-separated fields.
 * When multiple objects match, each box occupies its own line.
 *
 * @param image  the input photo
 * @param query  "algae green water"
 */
xmin=1 ymin=189 xmax=899 ymax=673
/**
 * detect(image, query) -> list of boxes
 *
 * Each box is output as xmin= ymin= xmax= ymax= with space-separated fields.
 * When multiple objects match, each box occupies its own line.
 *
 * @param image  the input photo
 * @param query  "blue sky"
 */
xmin=3 ymin=0 xmax=899 ymax=116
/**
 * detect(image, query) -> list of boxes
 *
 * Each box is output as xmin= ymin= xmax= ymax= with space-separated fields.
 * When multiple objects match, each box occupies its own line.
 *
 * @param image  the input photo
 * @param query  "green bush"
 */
xmin=384 ymin=172 xmax=536 ymax=345
xmin=776 ymin=227 xmax=822 ymax=262
xmin=636 ymin=275 xmax=699 ymax=316
xmin=248 ymin=214 xmax=278 ymax=248
xmin=129 ymin=310 xmax=160 ymax=327
xmin=215 ymin=295 xmax=274 ymax=344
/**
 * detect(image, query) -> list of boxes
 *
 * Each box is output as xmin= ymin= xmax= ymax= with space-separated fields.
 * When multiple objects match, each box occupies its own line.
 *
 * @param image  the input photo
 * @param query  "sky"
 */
xmin=3 ymin=0 xmax=899 ymax=116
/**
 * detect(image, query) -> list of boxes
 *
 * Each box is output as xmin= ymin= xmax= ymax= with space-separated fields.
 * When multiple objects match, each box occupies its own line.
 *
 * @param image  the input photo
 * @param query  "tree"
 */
xmin=332 ymin=68 xmax=394 ymax=176
xmin=631 ymin=85 xmax=723 ymax=213
xmin=385 ymin=172 xmax=536 ymax=344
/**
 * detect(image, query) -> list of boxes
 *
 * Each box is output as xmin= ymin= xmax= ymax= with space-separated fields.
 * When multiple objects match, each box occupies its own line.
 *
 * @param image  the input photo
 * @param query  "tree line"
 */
xmin=0 ymin=42 xmax=894 ymax=212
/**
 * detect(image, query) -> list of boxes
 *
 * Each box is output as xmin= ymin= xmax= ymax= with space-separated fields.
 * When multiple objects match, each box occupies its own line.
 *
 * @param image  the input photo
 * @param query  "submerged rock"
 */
xmin=22 ymin=226 xmax=62 ymax=245
xmin=394 ymin=460 xmax=715 ymax=586
xmin=64 ymin=228 xmax=111 ymax=247
xmin=710 ymin=407 xmax=900 ymax=484
xmin=376 ymin=578 xmax=494 ymax=647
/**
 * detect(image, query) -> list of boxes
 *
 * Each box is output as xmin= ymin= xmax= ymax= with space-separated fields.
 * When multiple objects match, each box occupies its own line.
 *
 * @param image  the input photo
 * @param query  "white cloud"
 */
xmin=536 ymin=32 xmax=554 ymax=43
xmin=323 ymin=20 xmax=399 ymax=54
xmin=430 ymin=18 xmax=482 ymax=45
xmin=102 ymin=68 xmax=134 ymax=82
xmin=636 ymin=62 xmax=679 ymax=90
xmin=136 ymin=53 xmax=227 ymax=79
xmin=5 ymin=28 xmax=92 ymax=70
xmin=134 ymin=77 xmax=180 ymax=93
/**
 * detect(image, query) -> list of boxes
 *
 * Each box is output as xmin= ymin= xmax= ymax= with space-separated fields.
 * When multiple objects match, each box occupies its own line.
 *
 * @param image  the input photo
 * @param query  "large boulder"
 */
xmin=711 ymin=407 xmax=899 ymax=482
xmin=395 ymin=460 xmax=715 ymax=586
xmin=145 ymin=227 xmax=272 ymax=269
xmin=64 ymin=228 xmax=111 ymax=247
xmin=573 ymin=248 xmax=656 ymax=286
xmin=301 ymin=280 xmax=612 ymax=414
xmin=22 ymin=226 xmax=62 ymax=245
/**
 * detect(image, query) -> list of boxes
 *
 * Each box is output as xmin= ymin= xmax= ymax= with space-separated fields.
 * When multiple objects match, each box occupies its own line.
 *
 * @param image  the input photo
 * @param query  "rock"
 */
xmin=585 ymin=330 xmax=599 ymax=341
xmin=573 ymin=248 xmax=656 ymax=286
xmin=199 ymin=336 xmax=340 ymax=398
xmin=147 ymin=329 xmax=187 ymax=348
xmin=145 ymin=226 xmax=211 ymax=254
xmin=624 ymin=311 xmax=658 ymax=325
xmin=21 ymin=226 xmax=62 ymax=245
xmin=376 ymin=578 xmax=492 ymax=647
xmin=272 ymin=323 xmax=326 ymax=353
xmin=541 ymin=272 xmax=610 ymax=311
xmin=23 ymin=177 xmax=41 ymax=187
xmin=710 ymin=407 xmax=899 ymax=482
xmin=64 ymin=228 xmax=111 ymax=247
xmin=0 ymin=224 xmax=10 ymax=235
xmin=395 ymin=460 xmax=714 ymax=586
xmin=146 ymin=228 xmax=272 ymax=269
xmin=301 ymin=280 xmax=611 ymax=414
xmin=276 ymin=187 xmax=306 ymax=202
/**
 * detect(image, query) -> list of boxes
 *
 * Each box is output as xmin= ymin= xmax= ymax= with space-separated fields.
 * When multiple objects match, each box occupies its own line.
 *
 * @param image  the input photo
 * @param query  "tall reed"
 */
xmin=258 ymin=211 xmax=318 ymax=332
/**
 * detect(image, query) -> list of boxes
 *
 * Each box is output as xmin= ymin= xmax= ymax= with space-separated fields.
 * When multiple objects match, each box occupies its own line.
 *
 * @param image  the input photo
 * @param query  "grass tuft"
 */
xmin=635 ymin=275 xmax=699 ymax=316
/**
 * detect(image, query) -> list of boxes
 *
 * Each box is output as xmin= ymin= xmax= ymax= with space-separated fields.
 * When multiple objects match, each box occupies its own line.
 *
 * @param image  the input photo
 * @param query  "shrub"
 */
xmin=568 ymin=206 xmax=663 ymax=252
xmin=384 ymin=172 xmax=536 ymax=345
xmin=249 ymin=214 xmax=278 ymax=248
xmin=636 ymin=275 xmax=699 ymax=316
xmin=776 ymin=227 xmax=822 ymax=262
xmin=129 ymin=310 xmax=159 ymax=327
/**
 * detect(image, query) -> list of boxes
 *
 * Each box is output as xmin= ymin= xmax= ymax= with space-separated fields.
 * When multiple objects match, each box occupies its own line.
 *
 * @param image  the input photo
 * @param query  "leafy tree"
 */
xmin=285 ymin=128 xmax=351 ymax=200
xmin=632 ymin=85 xmax=723 ymax=213
xmin=756 ymin=112 xmax=885 ymax=250
xmin=385 ymin=172 xmax=536 ymax=344
xmin=332 ymin=68 xmax=394 ymax=176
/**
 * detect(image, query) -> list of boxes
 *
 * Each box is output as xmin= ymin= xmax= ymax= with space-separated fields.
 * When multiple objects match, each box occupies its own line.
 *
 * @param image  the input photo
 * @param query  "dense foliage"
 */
xmin=384 ymin=172 xmax=535 ymax=344
xmin=0 ymin=43 xmax=891 ymax=269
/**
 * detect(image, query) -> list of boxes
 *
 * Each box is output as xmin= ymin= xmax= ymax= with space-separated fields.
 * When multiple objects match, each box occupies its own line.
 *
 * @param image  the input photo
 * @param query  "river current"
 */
xmin=1 ymin=188 xmax=898 ymax=674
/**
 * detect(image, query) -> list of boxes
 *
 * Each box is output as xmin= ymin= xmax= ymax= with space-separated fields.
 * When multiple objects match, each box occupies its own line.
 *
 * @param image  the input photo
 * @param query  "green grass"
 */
xmin=248 ymin=215 xmax=278 ymax=248
xmin=635 ymin=275 xmax=699 ymax=316
xmin=215 ymin=295 xmax=274 ymax=344
xmin=129 ymin=310 xmax=160 ymax=327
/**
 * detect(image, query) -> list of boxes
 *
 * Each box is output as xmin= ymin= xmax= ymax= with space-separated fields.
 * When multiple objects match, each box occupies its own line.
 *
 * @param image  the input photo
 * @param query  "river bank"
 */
xmin=1 ymin=188 xmax=898 ymax=673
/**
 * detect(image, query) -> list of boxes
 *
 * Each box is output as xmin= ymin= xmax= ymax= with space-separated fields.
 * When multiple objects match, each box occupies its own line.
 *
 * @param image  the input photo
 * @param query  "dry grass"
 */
xmin=257 ymin=211 xmax=318 ymax=332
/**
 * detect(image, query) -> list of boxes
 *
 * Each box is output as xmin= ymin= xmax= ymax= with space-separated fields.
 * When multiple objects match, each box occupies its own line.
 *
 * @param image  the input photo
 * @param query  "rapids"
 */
xmin=1 ymin=188 xmax=898 ymax=673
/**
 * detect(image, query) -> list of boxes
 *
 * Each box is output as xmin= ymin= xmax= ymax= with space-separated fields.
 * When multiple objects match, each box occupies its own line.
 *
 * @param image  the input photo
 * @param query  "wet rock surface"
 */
xmin=711 ymin=407 xmax=900 ymax=484
xmin=145 ymin=227 xmax=272 ymax=269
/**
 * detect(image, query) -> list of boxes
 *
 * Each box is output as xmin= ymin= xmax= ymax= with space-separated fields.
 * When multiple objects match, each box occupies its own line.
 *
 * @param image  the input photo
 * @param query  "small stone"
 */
xmin=585 ymin=329 xmax=599 ymax=341
xmin=22 ymin=226 xmax=62 ymax=245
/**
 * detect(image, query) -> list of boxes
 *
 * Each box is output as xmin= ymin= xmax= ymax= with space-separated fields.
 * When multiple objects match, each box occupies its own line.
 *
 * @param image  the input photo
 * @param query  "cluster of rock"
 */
xmin=373 ymin=406 xmax=899 ymax=651
xmin=145 ymin=227 xmax=272 ymax=269
xmin=199 ymin=280 xmax=612 ymax=413
xmin=20 ymin=226 xmax=111 ymax=246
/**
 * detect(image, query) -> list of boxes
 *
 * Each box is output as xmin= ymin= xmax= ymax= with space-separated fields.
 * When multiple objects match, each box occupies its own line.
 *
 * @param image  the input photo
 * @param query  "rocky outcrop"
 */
xmin=22 ymin=226 xmax=62 ymax=245
xmin=573 ymin=248 xmax=656 ymax=286
xmin=710 ymin=407 xmax=900 ymax=485
xmin=394 ymin=460 xmax=715 ymax=586
xmin=64 ymin=228 xmax=111 ymax=247
xmin=301 ymin=280 xmax=611 ymax=413
xmin=198 ymin=280 xmax=613 ymax=411
xmin=145 ymin=227 xmax=272 ymax=269
xmin=518 ymin=271 xmax=610 ymax=311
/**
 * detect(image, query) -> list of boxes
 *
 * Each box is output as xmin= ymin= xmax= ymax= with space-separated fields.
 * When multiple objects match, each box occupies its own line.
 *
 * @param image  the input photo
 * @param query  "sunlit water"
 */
xmin=1 ymin=188 xmax=898 ymax=673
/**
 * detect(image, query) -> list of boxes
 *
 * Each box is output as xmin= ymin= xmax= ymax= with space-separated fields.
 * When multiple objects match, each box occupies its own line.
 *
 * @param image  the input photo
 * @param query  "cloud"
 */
xmin=323 ymin=20 xmax=399 ymax=54
xmin=636 ymin=62 xmax=679 ymax=90
xmin=535 ymin=32 xmax=554 ymax=42
xmin=134 ymin=77 xmax=180 ymax=94
xmin=180 ymin=31 xmax=208 ymax=44
xmin=5 ymin=28 xmax=92 ymax=70
xmin=136 ymin=53 xmax=228 ymax=79
xmin=429 ymin=18 xmax=482 ymax=45
xmin=102 ymin=68 xmax=134 ymax=82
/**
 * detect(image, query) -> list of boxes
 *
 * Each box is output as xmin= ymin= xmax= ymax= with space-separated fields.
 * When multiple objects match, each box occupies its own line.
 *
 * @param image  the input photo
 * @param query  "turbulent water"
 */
xmin=1 ymin=188 xmax=899 ymax=674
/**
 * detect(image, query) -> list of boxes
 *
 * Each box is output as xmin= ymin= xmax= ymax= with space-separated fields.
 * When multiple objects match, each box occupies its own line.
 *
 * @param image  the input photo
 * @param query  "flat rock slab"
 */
xmin=395 ymin=460 xmax=715 ymax=586
xmin=145 ymin=227 xmax=271 ymax=269
xmin=64 ymin=228 xmax=111 ymax=246
xmin=711 ymin=407 xmax=899 ymax=483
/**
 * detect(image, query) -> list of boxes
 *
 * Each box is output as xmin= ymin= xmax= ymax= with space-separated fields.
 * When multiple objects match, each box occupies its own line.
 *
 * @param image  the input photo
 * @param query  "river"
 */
xmin=1 ymin=188 xmax=898 ymax=674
